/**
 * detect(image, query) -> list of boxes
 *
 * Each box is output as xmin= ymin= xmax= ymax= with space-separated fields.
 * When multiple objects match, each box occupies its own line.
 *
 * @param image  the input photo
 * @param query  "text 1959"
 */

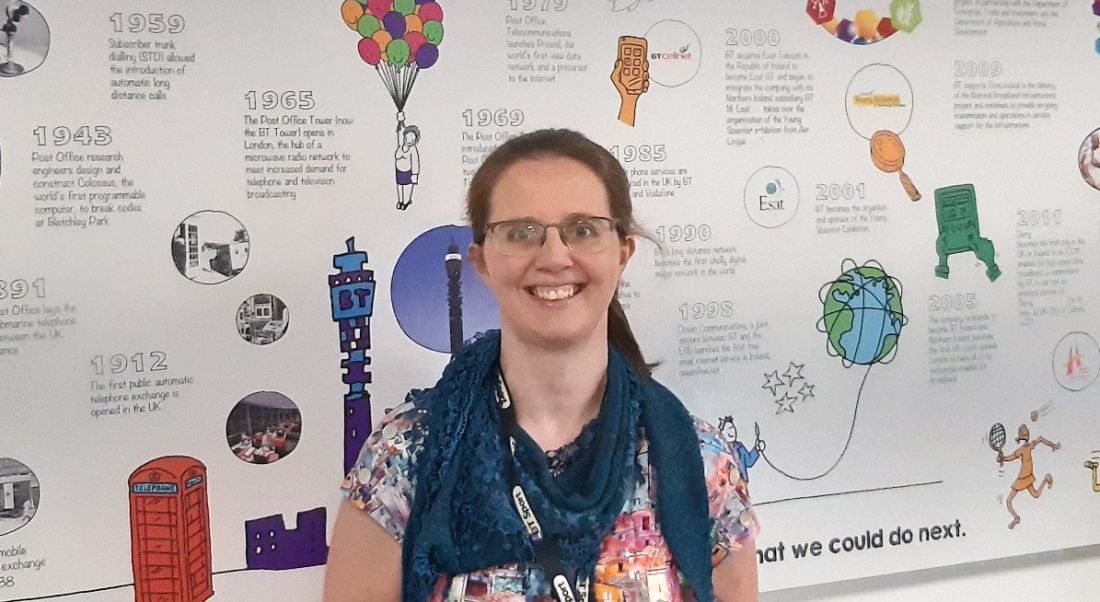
xmin=110 ymin=13 xmax=185 ymax=34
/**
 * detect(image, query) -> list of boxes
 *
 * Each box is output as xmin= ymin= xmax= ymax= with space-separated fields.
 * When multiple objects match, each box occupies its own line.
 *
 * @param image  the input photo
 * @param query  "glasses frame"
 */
xmin=482 ymin=216 xmax=622 ymax=256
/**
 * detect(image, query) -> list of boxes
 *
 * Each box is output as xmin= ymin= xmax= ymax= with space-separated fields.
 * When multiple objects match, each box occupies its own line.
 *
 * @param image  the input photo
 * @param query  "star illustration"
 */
xmin=782 ymin=362 xmax=804 ymax=386
xmin=762 ymin=371 xmax=784 ymax=396
xmin=798 ymin=383 xmax=815 ymax=401
xmin=774 ymin=392 xmax=798 ymax=414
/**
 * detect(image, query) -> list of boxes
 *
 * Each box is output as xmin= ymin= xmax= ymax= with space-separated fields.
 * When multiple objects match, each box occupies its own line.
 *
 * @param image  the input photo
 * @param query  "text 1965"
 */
xmin=245 ymin=90 xmax=316 ymax=111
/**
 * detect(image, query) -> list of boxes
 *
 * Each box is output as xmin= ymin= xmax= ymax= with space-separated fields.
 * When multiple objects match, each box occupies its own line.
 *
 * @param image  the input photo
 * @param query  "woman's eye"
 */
xmin=569 ymin=222 xmax=595 ymax=238
xmin=506 ymin=225 xmax=537 ymax=242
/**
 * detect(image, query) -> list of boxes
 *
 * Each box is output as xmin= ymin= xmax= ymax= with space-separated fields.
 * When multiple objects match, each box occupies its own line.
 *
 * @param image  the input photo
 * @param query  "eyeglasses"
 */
xmin=483 ymin=216 xmax=620 ymax=256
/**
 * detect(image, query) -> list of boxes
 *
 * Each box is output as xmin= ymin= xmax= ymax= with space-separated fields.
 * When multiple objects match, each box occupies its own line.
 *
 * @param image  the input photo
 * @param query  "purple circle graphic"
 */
xmin=391 ymin=225 xmax=500 ymax=353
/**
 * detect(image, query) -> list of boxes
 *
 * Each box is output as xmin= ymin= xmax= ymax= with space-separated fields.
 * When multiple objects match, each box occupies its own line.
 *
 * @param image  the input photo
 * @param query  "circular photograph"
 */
xmin=1077 ymin=128 xmax=1100 ymax=191
xmin=743 ymin=165 xmax=799 ymax=228
xmin=0 ymin=458 xmax=40 ymax=536
xmin=845 ymin=63 xmax=913 ymax=140
xmin=237 ymin=294 xmax=289 ymax=345
xmin=171 ymin=211 xmax=250 ymax=285
xmin=807 ymin=1 xmax=921 ymax=45
xmin=643 ymin=19 xmax=701 ymax=88
xmin=0 ymin=2 xmax=50 ymax=77
xmin=391 ymin=225 xmax=499 ymax=354
xmin=1051 ymin=331 xmax=1099 ymax=392
xmin=226 ymin=391 xmax=302 ymax=465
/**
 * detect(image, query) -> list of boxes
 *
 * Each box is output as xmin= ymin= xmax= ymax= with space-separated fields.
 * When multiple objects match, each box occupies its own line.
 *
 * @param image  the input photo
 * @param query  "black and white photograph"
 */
xmin=0 ymin=1 xmax=49 ymax=77
xmin=171 ymin=210 xmax=250 ymax=285
xmin=0 ymin=457 xmax=40 ymax=536
xmin=236 ymin=293 xmax=290 ymax=345
xmin=225 ymin=391 xmax=302 ymax=465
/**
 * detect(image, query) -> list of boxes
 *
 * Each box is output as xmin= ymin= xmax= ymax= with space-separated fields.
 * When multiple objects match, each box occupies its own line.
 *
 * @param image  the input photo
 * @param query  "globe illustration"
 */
xmin=818 ymin=260 xmax=906 ymax=366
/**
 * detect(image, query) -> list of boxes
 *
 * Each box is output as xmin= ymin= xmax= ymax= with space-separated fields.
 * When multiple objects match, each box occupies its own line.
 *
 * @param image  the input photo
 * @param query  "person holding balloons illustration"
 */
xmin=341 ymin=0 xmax=443 ymax=210
xmin=395 ymin=111 xmax=421 ymax=210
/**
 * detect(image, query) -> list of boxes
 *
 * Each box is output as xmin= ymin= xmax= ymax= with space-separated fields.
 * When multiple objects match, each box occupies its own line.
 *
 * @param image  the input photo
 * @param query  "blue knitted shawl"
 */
xmin=401 ymin=331 xmax=713 ymax=601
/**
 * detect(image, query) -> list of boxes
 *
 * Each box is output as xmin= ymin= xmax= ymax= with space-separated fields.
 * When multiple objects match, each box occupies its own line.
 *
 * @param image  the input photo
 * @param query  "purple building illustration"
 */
xmin=330 ymin=237 xmax=375 ymax=474
xmin=245 ymin=507 xmax=328 ymax=570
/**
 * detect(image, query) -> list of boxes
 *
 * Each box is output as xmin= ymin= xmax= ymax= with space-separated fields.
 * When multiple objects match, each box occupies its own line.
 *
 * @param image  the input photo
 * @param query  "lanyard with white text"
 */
xmin=495 ymin=371 xmax=591 ymax=602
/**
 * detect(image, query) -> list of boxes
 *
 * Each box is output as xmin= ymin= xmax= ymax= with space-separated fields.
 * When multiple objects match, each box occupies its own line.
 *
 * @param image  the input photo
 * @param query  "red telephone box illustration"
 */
xmin=128 ymin=456 xmax=213 ymax=602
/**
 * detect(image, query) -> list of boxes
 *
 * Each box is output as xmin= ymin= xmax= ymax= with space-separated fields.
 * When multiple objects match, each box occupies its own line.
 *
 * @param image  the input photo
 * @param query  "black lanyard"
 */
xmin=495 ymin=371 xmax=591 ymax=602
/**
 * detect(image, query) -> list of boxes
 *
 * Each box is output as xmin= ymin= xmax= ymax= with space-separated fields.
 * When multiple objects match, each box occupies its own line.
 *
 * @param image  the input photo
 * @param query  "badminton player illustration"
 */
xmin=989 ymin=422 xmax=1061 ymax=529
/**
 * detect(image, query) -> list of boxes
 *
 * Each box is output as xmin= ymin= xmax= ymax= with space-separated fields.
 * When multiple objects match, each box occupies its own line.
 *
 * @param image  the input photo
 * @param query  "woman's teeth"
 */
xmin=532 ymin=285 xmax=577 ymax=300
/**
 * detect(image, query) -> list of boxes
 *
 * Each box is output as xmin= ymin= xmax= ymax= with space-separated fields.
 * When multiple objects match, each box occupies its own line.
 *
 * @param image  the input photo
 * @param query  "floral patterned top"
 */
xmin=341 ymin=401 xmax=759 ymax=601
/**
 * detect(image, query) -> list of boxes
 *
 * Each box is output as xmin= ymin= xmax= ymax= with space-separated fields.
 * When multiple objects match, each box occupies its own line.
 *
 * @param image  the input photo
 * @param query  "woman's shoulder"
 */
xmin=368 ymin=397 xmax=430 ymax=451
xmin=692 ymin=415 xmax=732 ymax=449
xmin=687 ymin=415 xmax=746 ymax=487
xmin=344 ymin=396 xmax=431 ymax=490
xmin=340 ymin=396 xmax=432 ymax=540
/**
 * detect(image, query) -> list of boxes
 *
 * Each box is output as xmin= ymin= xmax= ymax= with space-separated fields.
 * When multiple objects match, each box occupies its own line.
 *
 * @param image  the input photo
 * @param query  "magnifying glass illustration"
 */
xmin=870 ymin=130 xmax=920 ymax=201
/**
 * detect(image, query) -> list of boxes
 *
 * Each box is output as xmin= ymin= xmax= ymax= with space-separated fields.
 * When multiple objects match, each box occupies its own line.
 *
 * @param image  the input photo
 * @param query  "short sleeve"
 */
xmin=694 ymin=419 xmax=760 ymax=566
xmin=339 ymin=401 xmax=426 ymax=542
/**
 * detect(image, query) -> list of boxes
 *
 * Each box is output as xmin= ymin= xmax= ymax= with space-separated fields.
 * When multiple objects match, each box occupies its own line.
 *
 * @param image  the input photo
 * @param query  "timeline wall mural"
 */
xmin=2 ymin=1 xmax=1099 ymax=599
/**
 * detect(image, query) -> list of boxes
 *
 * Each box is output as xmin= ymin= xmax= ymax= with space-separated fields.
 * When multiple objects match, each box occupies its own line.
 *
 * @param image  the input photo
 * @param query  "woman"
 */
xmin=325 ymin=129 xmax=759 ymax=601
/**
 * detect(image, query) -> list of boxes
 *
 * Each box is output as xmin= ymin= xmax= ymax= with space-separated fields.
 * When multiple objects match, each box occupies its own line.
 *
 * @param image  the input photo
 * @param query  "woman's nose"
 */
xmin=533 ymin=225 xmax=574 ymax=266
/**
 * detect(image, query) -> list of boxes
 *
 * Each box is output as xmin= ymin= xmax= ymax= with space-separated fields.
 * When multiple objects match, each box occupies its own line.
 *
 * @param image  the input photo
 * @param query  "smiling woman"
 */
xmin=324 ymin=129 xmax=760 ymax=602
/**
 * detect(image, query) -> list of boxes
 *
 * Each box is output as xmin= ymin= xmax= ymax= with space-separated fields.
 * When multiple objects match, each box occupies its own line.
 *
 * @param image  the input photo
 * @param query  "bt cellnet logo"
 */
xmin=651 ymin=43 xmax=692 ymax=60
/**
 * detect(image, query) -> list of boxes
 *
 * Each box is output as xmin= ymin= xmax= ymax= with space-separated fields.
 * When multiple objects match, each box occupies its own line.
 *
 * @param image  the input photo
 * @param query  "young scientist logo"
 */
xmin=845 ymin=63 xmax=914 ymax=138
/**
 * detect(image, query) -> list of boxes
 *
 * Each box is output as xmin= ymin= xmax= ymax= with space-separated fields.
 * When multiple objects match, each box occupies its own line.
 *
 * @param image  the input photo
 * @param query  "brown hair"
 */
xmin=467 ymin=128 xmax=654 ymax=377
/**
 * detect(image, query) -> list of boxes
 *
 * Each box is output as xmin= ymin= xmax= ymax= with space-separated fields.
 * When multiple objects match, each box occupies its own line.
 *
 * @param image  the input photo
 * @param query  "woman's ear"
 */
xmin=468 ymin=243 xmax=489 ymax=280
xmin=619 ymin=235 xmax=636 ymax=268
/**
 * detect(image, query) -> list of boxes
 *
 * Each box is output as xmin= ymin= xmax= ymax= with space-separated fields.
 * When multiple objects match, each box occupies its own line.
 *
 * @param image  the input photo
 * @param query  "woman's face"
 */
xmin=471 ymin=156 xmax=634 ymax=350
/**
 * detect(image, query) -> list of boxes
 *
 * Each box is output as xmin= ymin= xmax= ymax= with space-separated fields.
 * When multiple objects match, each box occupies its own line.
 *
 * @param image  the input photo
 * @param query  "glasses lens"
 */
xmin=562 ymin=217 xmax=613 ymax=253
xmin=492 ymin=221 xmax=543 ymax=256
